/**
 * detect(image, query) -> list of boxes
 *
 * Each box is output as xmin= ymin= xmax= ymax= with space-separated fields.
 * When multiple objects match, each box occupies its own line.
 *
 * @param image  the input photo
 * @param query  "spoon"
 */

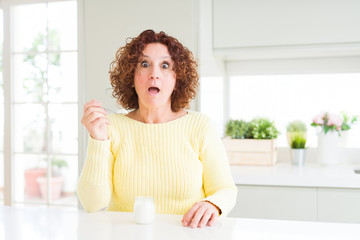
xmin=103 ymin=107 xmax=117 ymax=114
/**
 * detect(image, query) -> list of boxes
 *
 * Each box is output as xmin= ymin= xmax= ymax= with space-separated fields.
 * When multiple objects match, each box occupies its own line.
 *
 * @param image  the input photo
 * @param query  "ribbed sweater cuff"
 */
xmin=81 ymin=136 xmax=111 ymax=185
xmin=202 ymin=188 xmax=238 ymax=217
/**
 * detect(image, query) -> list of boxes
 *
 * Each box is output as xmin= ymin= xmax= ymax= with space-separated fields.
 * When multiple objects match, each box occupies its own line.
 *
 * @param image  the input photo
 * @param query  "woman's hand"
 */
xmin=182 ymin=201 xmax=220 ymax=228
xmin=81 ymin=99 xmax=110 ymax=141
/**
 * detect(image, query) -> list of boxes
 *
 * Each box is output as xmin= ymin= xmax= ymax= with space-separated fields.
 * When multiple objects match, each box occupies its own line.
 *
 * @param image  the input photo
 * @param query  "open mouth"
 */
xmin=148 ymin=87 xmax=160 ymax=95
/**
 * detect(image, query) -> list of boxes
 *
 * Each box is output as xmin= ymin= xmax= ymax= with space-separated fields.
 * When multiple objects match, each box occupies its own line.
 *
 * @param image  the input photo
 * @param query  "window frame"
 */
xmin=1 ymin=0 xmax=79 ymax=206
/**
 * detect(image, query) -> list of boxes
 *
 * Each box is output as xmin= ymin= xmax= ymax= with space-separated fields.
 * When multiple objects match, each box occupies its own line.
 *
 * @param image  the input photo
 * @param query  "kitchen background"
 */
xmin=0 ymin=0 xmax=359 ymax=222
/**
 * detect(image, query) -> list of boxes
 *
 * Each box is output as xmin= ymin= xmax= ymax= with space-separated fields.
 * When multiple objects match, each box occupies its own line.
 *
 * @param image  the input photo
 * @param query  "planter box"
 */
xmin=223 ymin=138 xmax=278 ymax=166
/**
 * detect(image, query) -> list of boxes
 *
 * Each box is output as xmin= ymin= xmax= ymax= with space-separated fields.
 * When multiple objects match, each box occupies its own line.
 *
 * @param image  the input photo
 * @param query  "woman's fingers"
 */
xmin=207 ymin=212 xmax=219 ymax=226
xmin=182 ymin=202 xmax=200 ymax=227
xmin=81 ymin=99 xmax=110 ymax=141
xmin=189 ymin=205 xmax=207 ymax=228
xmin=88 ymin=117 xmax=110 ymax=131
xmin=182 ymin=201 xmax=220 ymax=228
xmin=83 ymin=99 xmax=102 ymax=111
xmin=198 ymin=209 xmax=213 ymax=228
xmin=82 ymin=109 xmax=107 ymax=125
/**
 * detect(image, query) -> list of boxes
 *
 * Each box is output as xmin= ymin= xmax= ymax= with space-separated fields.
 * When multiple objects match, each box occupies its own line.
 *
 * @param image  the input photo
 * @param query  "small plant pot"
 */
xmin=290 ymin=149 xmax=306 ymax=166
xmin=37 ymin=176 xmax=64 ymax=201
xmin=24 ymin=168 xmax=47 ymax=197
xmin=287 ymin=132 xmax=307 ymax=146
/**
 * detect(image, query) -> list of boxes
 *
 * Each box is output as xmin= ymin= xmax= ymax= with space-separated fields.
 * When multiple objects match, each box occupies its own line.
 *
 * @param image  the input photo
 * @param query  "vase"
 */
xmin=317 ymin=131 xmax=340 ymax=165
xmin=290 ymin=149 xmax=306 ymax=166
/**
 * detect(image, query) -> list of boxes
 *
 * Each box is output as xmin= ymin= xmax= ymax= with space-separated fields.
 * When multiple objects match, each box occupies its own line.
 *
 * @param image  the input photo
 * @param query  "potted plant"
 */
xmin=223 ymin=117 xmax=279 ymax=166
xmin=24 ymin=167 xmax=47 ymax=198
xmin=311 ymin=111 xmax=358 ymax=165
xmin=36 ymin=157 xmax=68 ymax=201
xmin=339 ymin=112 xmax=358 ymax=147
xmin=289 ymin=132 xmax=307 ymax=166
xmin=286 ymin=120 xmax=307 ymax=146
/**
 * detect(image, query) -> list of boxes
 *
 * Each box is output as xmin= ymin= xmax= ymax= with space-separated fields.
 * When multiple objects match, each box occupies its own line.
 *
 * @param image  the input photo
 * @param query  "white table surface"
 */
xmin=231 ymin=162 xmax=360 ymax=188
xmin=1 ymin=206 xmax=360 ymax=240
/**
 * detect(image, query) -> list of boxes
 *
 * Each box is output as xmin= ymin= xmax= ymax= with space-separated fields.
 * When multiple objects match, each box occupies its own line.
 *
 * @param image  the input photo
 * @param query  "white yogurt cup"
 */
xmin=134 ymin=196 xmax=155 ymax=224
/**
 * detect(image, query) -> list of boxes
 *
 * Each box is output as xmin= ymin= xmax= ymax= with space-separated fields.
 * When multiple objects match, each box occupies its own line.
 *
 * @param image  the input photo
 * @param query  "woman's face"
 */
xmin=134 ymin=43 xmax=176 ymax=111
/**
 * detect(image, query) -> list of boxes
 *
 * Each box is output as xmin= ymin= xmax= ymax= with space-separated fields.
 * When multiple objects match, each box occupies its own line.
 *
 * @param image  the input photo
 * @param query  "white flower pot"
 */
xmin=290 ymin=149 xmax=306 ymax=166
xmin=317 ymin=131 xmax=340 ymax=165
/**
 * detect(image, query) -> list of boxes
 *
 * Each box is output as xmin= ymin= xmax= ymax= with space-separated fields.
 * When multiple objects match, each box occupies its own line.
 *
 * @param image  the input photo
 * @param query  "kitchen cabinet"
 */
xmin=212 ymin=0 xmax=360 ymax=59
xmin=318 ymin=188 xmax=360 ymax=223
xmin=213 ymin=0 xmax=360 ymax=49
xmin=229 ymin=185 xmax=360 ymax=224
xmin=228 ymin=185 xmax=317 ymax=221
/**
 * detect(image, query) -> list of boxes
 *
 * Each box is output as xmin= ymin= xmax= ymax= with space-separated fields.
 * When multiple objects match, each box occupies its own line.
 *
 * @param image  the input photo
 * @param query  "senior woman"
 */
xmin=78 ymin=30 xmax=237 ymax=228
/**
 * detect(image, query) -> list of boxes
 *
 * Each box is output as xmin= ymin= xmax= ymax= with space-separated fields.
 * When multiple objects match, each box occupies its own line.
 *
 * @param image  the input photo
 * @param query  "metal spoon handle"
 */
xmin=103 ymin=107 xmax=116 ymax=114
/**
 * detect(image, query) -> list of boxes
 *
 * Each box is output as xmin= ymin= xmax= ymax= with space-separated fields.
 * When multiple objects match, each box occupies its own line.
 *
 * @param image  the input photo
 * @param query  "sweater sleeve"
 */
xmin=76 ymin=135 xmax=114 ymax=212
xmin=199 ymin=118 xmax=238 ymax=217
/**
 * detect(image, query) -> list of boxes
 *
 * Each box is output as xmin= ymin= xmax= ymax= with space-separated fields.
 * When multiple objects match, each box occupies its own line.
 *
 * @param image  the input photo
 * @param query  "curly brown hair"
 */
xmin=109 ymin=29 xmax=199 ymax=112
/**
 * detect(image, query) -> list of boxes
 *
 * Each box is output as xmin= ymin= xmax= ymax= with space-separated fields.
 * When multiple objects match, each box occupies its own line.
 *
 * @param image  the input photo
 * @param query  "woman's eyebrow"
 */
xmin=141 ymin=54 xmax=171 ymax=59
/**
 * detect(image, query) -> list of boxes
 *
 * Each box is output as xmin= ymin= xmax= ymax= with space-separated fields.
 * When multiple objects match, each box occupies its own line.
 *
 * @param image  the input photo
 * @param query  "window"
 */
xmin=0 ymin=9 xmax=3 ymax=203
xmin=1 ymin=1 xmax=78 ymax=206
xmin=200 ymin=73 xmax=360 ymax=148
xmin=228 ymin=73 xmax=360 ymax=148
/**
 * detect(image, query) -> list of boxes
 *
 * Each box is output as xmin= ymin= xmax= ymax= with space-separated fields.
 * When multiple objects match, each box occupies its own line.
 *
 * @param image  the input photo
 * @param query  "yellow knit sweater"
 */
xmin=77 ymin=111 xmax=237 ymax=216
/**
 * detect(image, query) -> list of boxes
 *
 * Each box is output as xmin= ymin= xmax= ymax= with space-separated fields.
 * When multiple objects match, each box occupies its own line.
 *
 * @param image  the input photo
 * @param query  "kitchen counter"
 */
xmin=1 ymin=206 xmax=360 ymax=240
xmin=231 ymin=162 xmax=360 ymax=188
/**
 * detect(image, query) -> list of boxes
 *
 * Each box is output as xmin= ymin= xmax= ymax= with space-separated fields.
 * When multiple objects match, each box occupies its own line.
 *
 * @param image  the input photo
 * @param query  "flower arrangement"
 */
xmin=311 ymin=112 xmax=358 ymax=135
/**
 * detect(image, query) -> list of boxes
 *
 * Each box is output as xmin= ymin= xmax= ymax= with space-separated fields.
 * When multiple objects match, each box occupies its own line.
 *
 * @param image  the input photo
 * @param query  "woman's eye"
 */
xmin=141 ymin=61 xmax=149 ymax=68
xmin=162 ymin=62 xmax=169 ymax=69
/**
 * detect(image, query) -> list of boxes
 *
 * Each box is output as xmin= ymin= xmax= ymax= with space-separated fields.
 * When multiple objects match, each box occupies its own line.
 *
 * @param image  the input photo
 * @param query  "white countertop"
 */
xmin=231 ymin=163 xmax=360 ymax=188
xmin=1 ymin=206 xmax=360 ymax=240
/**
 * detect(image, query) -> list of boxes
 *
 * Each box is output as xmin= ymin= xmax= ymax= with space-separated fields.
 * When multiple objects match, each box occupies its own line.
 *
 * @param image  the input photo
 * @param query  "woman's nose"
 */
xmin=149 ymin=66 xmax=160 ymax=79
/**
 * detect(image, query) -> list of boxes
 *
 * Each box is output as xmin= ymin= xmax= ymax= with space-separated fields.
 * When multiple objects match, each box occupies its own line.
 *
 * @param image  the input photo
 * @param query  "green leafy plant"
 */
xmin=22 ymin=29 xmax=61 ymax=153
xmin=286 ymin=120 xmax=307 ymax=146
xmin=37 ymin=157 xmax=68 ymax=177
xmin=51 ymin=158 xmax=68 ymax=169
xmin=290 ymin=133 xmax=307 ymax=149
xmin=225 ymin=118 xmax=279 ymax=139
xmin=23 ymin=29 xmax=61 ymax=102
xmin=286 ymin=120 xmax=307 ymax=133
xmin=340 ymin=112 xmax=358 ymax=131
xmin=225 ymin=120 xmax=251 ymax=139
xmin=249 ymin=118 xmax=279 ymax=139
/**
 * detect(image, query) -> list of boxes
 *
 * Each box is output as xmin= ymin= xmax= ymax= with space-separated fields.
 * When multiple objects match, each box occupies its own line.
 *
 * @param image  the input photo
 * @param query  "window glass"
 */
xmin=13 ymin=54 xmax=48 ymax=102
xmin=12 ymin=2 xmax=78 ymax=206
xmin=49 ymin=104 xmax=78 ymax=154
xmin=14 ymin=153 xmax=47 ymax=204
xmin=229 ymin=73 xmax=360 ymax=147
xmin=48 ymin=52 xmax=78 ymax=103
xmin=14 ymin=104 xmax=46 ymax=153
xmin=13 ymin=4 xmax=47 ymax=52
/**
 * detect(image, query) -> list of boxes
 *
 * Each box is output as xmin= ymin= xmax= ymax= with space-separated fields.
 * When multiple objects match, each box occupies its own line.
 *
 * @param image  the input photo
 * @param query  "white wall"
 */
xmin=80 ymin=0 xmax=198 ymax=112
xmin=78 ymin=0 xmax=199 ymax=169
